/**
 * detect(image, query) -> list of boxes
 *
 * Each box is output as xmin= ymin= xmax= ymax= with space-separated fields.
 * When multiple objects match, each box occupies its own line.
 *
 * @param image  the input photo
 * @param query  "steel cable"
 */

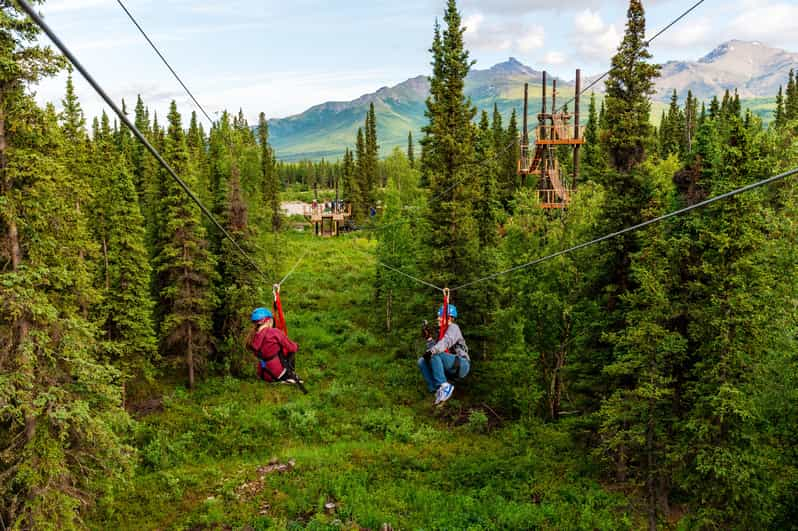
xmin=18 ymin=0 xmax=269 ymax=281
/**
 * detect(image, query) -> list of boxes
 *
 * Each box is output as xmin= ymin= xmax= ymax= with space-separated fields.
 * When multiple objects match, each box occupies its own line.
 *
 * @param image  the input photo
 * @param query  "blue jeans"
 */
xmin=418 ymin=354 xmax=470 ymax=393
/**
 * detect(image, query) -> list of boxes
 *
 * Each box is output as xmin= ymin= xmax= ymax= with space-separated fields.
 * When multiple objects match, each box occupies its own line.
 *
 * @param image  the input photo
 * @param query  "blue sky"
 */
xmin=32 ymin=0 xmax=798 ymax=125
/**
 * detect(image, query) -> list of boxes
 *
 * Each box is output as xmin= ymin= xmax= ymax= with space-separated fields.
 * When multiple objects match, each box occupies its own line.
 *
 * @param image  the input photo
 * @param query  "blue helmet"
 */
xmin=438 ymin=304 xmax=458 ymax=319
xmin=251 ymin=307 xmax=273 ymax=322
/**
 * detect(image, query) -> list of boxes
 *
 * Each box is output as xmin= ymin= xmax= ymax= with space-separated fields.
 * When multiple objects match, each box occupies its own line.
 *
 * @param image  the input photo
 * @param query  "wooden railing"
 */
xmin=537 ymin=189 xmax=571 ymax=208
xmin=303 ymin=203 xmax=352 ymax=218
xmin=535 ymin=124 xmax=584 ymax=143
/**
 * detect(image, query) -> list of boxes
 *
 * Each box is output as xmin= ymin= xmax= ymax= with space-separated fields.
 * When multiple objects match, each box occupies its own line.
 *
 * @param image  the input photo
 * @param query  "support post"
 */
xmin=541 ymin=71 xmax=547 ymax=140
xmin=573 ymin=68 xmax=581 ymax=190
xmin=523 ymin=82 xmax=529 ymax=147
xmin=522 ymin=82 xmax=529 ymax=184
xmin=551 ymin=78 xmax=557 ymax=122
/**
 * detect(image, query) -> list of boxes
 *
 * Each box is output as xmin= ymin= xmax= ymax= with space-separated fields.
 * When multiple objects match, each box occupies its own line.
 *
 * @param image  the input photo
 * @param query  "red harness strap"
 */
xmin=438 ymin=289 xmax=450 ymax=343
xmin=273 ymin=284 xmax=288 ymax=335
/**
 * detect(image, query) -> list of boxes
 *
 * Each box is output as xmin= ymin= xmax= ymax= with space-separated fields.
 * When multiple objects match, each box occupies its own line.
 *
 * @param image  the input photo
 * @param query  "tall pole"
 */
xmin=541 ymin=71 xmax=547 ymax=141
xmin=522 ymin=82 xmax=529 ymax=182
xmin=551 ymin=79 xmax=557 ymax=122
xmin=523 ymin=82 xmax=529 ymax=147
xmin=573 ymin=68 xmax=581 ymax=190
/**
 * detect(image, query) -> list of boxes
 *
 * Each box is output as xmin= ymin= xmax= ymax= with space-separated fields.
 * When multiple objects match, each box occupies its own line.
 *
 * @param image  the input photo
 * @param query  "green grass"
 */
xmin=90 ymin=233 xmax=633 ymax=530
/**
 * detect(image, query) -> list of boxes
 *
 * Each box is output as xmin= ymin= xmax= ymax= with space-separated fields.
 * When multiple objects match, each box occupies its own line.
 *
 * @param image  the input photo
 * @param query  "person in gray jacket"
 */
xmin=418 ymin=304 xmax=470 ymax=405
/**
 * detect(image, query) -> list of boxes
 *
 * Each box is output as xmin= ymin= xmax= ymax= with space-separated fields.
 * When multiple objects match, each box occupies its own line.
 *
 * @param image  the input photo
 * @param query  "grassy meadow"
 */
xmin=89 ymin=232 xmax=634 ymax=530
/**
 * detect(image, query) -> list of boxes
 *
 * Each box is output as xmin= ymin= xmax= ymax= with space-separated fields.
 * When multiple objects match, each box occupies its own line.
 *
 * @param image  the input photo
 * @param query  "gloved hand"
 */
xmin=423 ymin=349 xmax=433 ymax=362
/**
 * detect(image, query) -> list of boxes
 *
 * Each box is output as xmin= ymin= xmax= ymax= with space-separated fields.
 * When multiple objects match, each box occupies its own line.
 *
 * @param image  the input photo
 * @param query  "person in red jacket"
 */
xmin=247 ymin=307 xmax=300 ymax=383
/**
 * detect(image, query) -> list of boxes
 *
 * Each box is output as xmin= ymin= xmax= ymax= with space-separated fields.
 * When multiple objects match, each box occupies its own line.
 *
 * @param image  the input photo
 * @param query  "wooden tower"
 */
xmin=519 ymin=70 xmax=585 ymax=209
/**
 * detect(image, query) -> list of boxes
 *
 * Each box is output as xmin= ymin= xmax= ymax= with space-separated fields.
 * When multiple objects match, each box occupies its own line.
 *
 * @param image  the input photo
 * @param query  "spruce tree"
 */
xmin=576 ymin=0 xmax=661 ymax=481
xmin=603 ymin=0 xmax=659 ymax=171
xmin=662 ymin=89 xmax=684 ymax=158
xmin=774 ymin=86 xmax=785 ymax=128
xmin=90 ymin=110 xmax=157 ymax=380
xmin=420 ymin=0 xmax=481 ymax=316
xmin=582 ymin=92 xmax=606 ymax=180
xmin=407 ymin=131 xmax=415 ymax=168
xmin=216 ymin=161 xmax=257 ymax=374
xmin=0 ymin=7 xmax=130 ymax=524
xmin=365 ymin=103 xmax=379 ymax=206
xmin=684 ymin=90 xmax=698 ymax=153
xmin=354 ymin=126 xmax=367 ymax=220
xmin=154 ymin=102 xmax=216 ymax=388
xmin=258 ymin=112 xmax=281 ymax=231
xmin=342 ymin=146 xmax=355 ymax=203
xmin=787 ymin=68 xmax=798 ymax=120
xmin=500 ymin=108 xmax=520 ymax=209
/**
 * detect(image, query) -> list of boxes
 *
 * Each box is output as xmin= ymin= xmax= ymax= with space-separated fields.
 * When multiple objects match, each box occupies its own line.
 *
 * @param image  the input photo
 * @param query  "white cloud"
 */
xmin=461 ymin=0 xmax=599 ymax=15
xmin=575 ymin=9 xmax=604 ymax=33
xmin=728 ymin=2 xmax=798 ymax=46
xmin=464 ymin=12 xmax=544 ymax=53
xmin=571 ymin=9 xmax=621 ymax=60
xmin=650 ymin=17 xmax=712 ymax=51
xmin=543 ymin=51 xmax=567 ymax=65
xmin=518 ymin=32 xmax=545 ymax=52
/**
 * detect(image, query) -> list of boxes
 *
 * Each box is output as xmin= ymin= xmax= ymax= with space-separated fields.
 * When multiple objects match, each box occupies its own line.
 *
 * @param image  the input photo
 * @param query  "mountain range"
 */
xmin=268 ymin=40 xmax=798 ymax=162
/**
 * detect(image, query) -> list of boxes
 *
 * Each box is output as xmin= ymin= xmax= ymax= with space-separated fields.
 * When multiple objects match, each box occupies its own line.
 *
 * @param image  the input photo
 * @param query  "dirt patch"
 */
xmin=235 ymin=458 xmax=296 ymax=500
xmin=127 ymin=397 xmax=164 ymax=418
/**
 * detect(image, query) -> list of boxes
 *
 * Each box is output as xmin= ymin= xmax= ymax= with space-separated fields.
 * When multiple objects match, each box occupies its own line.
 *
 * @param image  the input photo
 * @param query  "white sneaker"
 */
xmin=434 ymin=383 xmax=454 ymax=406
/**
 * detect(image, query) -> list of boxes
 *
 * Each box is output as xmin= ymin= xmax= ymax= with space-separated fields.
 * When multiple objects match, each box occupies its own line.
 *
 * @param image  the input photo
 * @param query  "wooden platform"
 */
xmin=303 ymin=204 xmax=352 ymax=237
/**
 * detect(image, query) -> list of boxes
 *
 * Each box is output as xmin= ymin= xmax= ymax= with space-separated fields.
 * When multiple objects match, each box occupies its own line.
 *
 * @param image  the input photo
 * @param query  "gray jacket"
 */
xmin=428 ymin=322 xmax=470 ymax=360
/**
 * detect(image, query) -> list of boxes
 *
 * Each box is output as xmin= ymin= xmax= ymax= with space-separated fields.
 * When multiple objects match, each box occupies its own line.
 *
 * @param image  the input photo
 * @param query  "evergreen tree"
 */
xmin=365 ymin=103 xmax=379 ymax=205
xmin=708 ymin=96 xmax=720 ymax=120
xmin=90 ymin=109 xmax=157 ymax=380
xmin=407 ymin=130 xmax=415 ymax=168
xmin=419 ymin=0 xmax=481 ymax=319
xmin=498 ymin=108 xmax=519 ymax=210
xmin=578 ymin=0 xmax=661 ymax=482
xmin=216 ymin=161 xmax=257 ymax=374
xmin=603 ymin=0 xmax=660 ymax=171
xmin=0 ymin=7 xmax=130 ymax=525
xmin=582 ymin=92 xmax=605 ymax=179
xmin=375 ymin=148 xmax=424 ymax=334
xmin=258 ymin=112 xmax=281 ymax=231
xmin=684 ymin=90 xmax=698 ymax=153
xmin=674 ymin=115 xmax=783 ymax=527
xmin=774 ymin=86 xmax=785 ymax=128
xmin=787 ymin=68 xmax=798 ymax=120
xmin=662 ymin=89 xmax=684 ymax=158
xmin=342 ymin=146 xmax=355 ymax=203
xmin=354 ymin=126 xmax=367 ymax=220
xmin=154 ymin=102 xmax=216 ymax=388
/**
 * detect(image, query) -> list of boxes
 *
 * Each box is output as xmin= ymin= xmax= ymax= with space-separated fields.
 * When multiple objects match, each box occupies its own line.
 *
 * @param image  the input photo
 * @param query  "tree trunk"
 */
xmin=187 ymin=324 xmax=195 ymax=390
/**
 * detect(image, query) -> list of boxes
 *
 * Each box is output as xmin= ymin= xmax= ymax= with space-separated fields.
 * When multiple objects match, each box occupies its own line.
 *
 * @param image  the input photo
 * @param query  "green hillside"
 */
xmin=267 ymin=54 xmax=779 ymax=162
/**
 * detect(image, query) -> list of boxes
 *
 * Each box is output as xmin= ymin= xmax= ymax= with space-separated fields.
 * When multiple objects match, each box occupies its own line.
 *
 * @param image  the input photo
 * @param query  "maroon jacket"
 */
xmin=249 ymin=326 xmax=298 ymax=381
xmin=251 ymin=326 xmax=298 ymax=359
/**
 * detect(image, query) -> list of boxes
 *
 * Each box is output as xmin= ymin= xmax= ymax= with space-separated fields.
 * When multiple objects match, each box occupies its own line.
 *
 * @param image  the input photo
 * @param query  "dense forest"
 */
xmin=1 ymin=0 xmax=797 ymax=529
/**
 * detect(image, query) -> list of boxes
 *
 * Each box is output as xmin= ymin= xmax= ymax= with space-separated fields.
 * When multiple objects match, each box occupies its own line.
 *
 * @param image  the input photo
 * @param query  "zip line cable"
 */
xmin=17 ymin=0 xmax=268 ymax=280
xmin=361 ymin=167 xmax=798 ymax=294
xmin=356 ymin=0 xmax=709 ymax=285
xmin=557 ymin=0 xmax=706 ymax=115
xmin=115 ymin=0 xmax=215 ymax=125
xmin=278 ymin=246 xmax=313 ymax=286
xmin=451 ymin=167 xmax=798 ymax=292
xmin=378 ymin=260 xmax=445 ymax=292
